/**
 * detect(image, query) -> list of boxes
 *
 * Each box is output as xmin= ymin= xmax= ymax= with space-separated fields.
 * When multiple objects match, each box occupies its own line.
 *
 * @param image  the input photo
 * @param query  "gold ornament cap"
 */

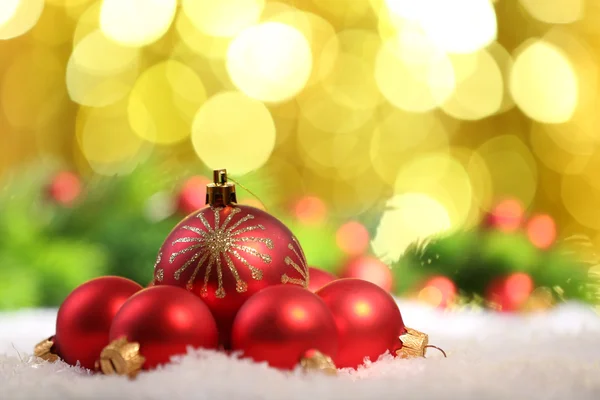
xmin=34 ymin=336 xmax=59 ymax=362
xmin=98 ymin=337 xmax=146 ymax=378
xmin=396 ymin=327 xmax=429 ymax=358
xmin=300 ymin=349 xmax=337 ymax=376
xmin=206 ymin=169 xmax=237 ymax=207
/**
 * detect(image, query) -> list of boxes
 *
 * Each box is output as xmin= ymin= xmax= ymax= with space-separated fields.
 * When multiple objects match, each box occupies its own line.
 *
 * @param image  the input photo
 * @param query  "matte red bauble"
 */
xmin=307 ymin=267 xmax=337 ymax=292
xmin=340 ymin=256 xmax=393 ymax=292
xmin=316 ymin=278 xmax=404 ymax=369
xmin=231 ymin=285 xmax=338 ymax=370
xmin=35 ymin=276 xmax=142 ymax=369
xmin=154 ymin=170 xmax=309 ymax=345
xmin=103 ymin=286 xmax=219 ymax=374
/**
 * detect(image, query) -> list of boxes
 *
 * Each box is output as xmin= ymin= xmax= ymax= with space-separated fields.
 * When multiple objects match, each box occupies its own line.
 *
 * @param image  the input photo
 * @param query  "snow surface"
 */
xmin=1 ymin=302 xmax=600 ymax=400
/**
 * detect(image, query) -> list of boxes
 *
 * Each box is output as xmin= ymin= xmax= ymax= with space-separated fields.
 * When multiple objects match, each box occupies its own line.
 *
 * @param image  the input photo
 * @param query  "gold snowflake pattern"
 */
xmin=281 ymin=235 xmax=309 ymax=288
xmin=168 ymin=207 xmax=275 ymax=298
xmin=154 ymin=252 xmax=164 ymax=282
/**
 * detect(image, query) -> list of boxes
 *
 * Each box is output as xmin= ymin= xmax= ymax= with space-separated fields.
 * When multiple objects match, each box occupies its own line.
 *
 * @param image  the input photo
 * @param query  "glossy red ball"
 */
xmin=154 ymin=204 xmax=309 ymax=346
xmin=316 ymin=278 xmax=404 ymax=369
xmin=54 ymin=276 xmax=142 ymax=370
xmin=231 ymin=285 xmax=338 ymax=370
xmin=109 ymin=286 xmax=219 ymax=370
xmin=307 ymin=267 xmax=337 ymax=292
xmin=340 ymin=256 xmax=394 ymax=292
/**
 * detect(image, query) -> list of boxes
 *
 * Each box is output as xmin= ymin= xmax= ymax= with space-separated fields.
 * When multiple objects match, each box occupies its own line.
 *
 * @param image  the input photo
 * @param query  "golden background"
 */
xmin=1 ymin=0 xmax=599 ymax=261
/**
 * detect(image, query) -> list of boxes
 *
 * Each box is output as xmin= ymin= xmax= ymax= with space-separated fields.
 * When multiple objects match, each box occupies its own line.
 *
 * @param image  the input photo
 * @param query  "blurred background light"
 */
xmin=182 ymin=0 xmax=265 ymax=38
xmin=226 ymin=22 xmax=312 ymax=102
xmin=99 ymin=0 xmax=177 ymax=47
xmin=0 ymin=0 xmax=44 ymax=40
xmin=510 ymin=40 xmax=579 ymax=124
xmin=191 ymin=91 xmax=276 ymax=175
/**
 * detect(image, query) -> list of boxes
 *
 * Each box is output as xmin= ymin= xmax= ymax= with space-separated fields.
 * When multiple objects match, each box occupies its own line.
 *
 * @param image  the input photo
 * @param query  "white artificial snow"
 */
xmin=1 ymin=301 xmax=600 ymax=400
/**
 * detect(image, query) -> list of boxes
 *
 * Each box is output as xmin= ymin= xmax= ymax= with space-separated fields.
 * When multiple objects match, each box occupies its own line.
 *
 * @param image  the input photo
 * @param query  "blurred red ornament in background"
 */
xmin=307 ymin=267 xmax=337 ymax=292
xmin=53 ymin=276 xmax=142 ymax=369
xmin=483 ymin=198 xmax=524 ymax=232
xmin=418 ymin=276 xmax=457 ymax=308
xmin=335 ymin=221 xmax=369 ymax=256
xmin=109 ymin=286 xmax=219 ymax=370
xmin=176 ymin=176 xmax=211 ymax=216
xmin=340 ymin=255 xmax=393 ymax=292
xmin=293 ymin=196 xmax=327 ymax=225
xmin=316 ymin=279 xmax=404 ymax=369
xmin=486 ymin=272 xmax=534 ymax=312
xmin=231 ymin=285 xmax=337 ymax=370
xmin=155 ymin=204 xmax=309 ymax=346
xmin=47 ymin=171 xmax=81 ymax=206
xmin=526 ymin=214 xmax=556 ymax=249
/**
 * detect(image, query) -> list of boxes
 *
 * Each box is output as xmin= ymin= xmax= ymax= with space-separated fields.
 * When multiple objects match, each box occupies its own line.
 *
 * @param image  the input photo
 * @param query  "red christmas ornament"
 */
xmin=340 ymin=256 xmax=394 ymax=292
xmin=34 ymin=276 xmax=142 ymax=370
xmin=101 ymin=286 xmax=219 ymax=376
xmin=307 ymin=267 xmax=337 ymax=292
xmin=231 ymin=285 xmax=338 ymax=370
xmin=486 ymin=272 xmax=534 ymax=312
xmin=316 ymin=279 xmax=404 ymax=369
xmin=47 ymin=171 xmax=82 ymax=206
xmin=177 ymin=176 xmax=211 ymax=216
xmin=155 ymin=170 xmax=309 ymax=346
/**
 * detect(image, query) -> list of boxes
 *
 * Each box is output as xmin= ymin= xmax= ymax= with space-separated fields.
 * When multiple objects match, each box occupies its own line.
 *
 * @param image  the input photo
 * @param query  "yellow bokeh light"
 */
xmin=0 ymin=0 xmax=44 ymax=40
xmin=226 ymin=22 xmax=312 ymax=103
xmin=372 ymin=193 xmax=452 ymax=263
xmin=562 ymin=173 xmax=600 ymax=230
xmin=510 ymin=40 xmax=578 ymax=124
xmin=440 ymin=50 xmax=503 ymax=120
xmin=99 ymin=0 xmax=176 ymax=47
xmin=375 ymin=29 xmax=455 ymax=112
xmin=191 ymin=91 xmax=276 ymax=175
xmin=175 ymin=12 xmax=232 ymax=60
xmin=520 ymin=0 xmax=584 ymax=24
xmin=67 ymin=30 xmax=140 ymax=107
xmin=385 ymin=0 xmax=497 ymax=54
xmin=394 ymin=153 xmax=473 ymax=226
xmin=297 ymin=84 xmax=375 ymax=134
xmin=530 ymin=123 xmax=592 ymax=175
xmin=128 ymin=60 xmax=207 ymax=145
xmin=263 ymin=9 xmax=338 ymax=88
xmin=182 ymin=0 xmax=264 ymax=38
xmin=476 ymin=135 xmax=538 ymax=209
xmin=73 ymin=1 xmax=101 ymax=45
xmin=76 ymin=100 xmax=149 ymax=174
xmin=370 ymin=110 xmax=450 ymax=184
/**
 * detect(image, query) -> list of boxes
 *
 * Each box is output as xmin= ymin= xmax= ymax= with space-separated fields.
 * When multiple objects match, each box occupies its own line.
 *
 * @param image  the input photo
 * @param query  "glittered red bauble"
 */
xmin=177 ymin=176 xmax=211 ymax=216
xmin=231 ymin=285 xmax=337 ymax=370
xmin=53 ymin=276 xmax=142 ymax=369
xmin=154 ymin=204 xmax=309 ymax=345
xmin=340 ymin=256 xmax=393 ymax=292
xmin=307 ymin=267 xmax=337 ymax=292
xmin=47 ymin=171 xmax=81 ymax=206
xmin=486 ymin=272 xmax=534 ymax=312
xmin=316 ymin=278 xmax=404 ymax=369
xmin=109 ymin=286 xmax=219 ymax=370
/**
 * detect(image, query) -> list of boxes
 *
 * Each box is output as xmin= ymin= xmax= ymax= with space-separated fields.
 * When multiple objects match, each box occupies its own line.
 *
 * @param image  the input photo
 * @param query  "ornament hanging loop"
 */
xmin=206 ymin=169 xmax=237 ymax=207
xmin=424 ymin=345 xmax=447 ymax=358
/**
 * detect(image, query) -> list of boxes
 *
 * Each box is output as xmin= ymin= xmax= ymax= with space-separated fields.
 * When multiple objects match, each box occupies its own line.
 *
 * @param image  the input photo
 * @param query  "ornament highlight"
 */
xmin=231 ymin=285 xmax=338 ymax=370
xmin=316 ymin=278 xmax=404 ymax=369
xmin=307 ymin=267 xmax=337 ymax=292
xmin=102 ymin=286 xmax=219 ymax=376
xmin=35 ymin=276 xmax=142 ymax=370
xmin=155 ymin=170 xmax=309 ymax=345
